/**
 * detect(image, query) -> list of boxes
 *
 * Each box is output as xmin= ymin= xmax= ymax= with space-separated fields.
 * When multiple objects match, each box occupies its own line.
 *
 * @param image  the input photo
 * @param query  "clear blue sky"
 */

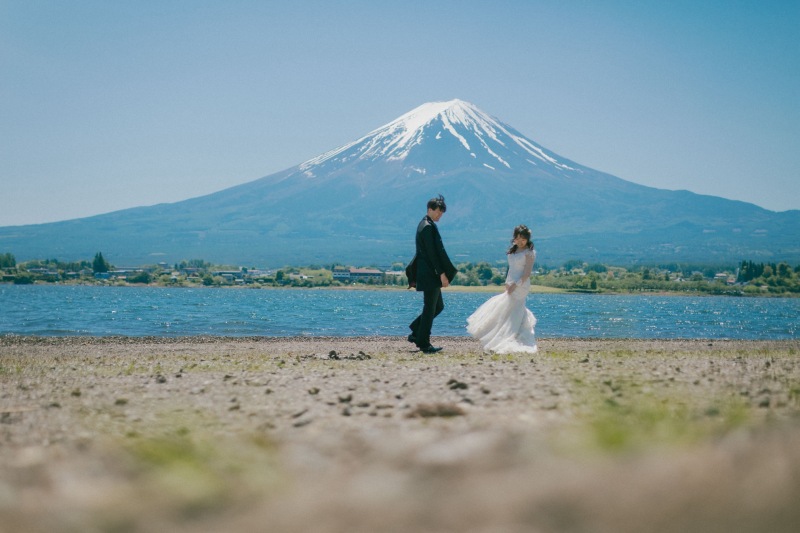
xmin=2 ymin=0 xmax=798 ymax=226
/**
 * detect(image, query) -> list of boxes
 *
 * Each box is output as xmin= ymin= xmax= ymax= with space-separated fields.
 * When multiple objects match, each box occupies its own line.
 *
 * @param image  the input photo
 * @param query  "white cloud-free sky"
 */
xmin=2 ymin=0 xmax=798 ymax=226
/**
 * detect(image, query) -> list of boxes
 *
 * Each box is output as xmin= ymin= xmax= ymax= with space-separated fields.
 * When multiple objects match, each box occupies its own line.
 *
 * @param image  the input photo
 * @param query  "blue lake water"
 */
xmin=0 ymin=285 xmax=798 ymax=339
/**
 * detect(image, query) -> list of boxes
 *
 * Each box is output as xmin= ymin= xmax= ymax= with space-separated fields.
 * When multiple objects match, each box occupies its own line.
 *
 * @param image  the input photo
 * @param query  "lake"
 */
xmin=0 ymin=285 xmax=797 ymax=339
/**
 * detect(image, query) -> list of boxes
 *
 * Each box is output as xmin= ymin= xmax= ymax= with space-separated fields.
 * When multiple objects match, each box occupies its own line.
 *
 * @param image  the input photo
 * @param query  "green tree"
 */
xmin=92 ymin=252 xmax=110 ymax=274
xmin=127 ymin=271 xmax=151 ymax=284
xmin=0 ymin=253 xmax=16 ymax=268
xmin=476 ymin=262 xmax=494 ymax=282
xmin=563 ymin=259 xmax=584 ymax=271
xmin=13 ymin=272 xmax=34 ymax=284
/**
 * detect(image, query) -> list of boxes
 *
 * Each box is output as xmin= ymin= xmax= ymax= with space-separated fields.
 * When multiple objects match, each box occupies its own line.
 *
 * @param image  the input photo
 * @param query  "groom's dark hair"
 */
xmin=427 ymin=194 xmax=447 ymax=212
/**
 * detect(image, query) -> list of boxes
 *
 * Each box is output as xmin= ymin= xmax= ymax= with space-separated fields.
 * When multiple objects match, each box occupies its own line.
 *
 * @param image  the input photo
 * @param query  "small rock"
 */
xmin=447 ymin=379 xmax=468 ymax=390
xmin=407 ymin=402 xmax=466 ymax=418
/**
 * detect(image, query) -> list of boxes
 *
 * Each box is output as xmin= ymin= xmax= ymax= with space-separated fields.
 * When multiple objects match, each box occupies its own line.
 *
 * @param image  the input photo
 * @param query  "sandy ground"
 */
xmin=1 ymin=335 xmax=800 ymax=533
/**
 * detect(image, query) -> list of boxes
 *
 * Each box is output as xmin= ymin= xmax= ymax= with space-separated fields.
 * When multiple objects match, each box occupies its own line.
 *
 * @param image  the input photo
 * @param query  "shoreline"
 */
xmin=5 ymin=281 xmax=799 ymax=297
xmin=3 ymin=334 xmax=798 ymax=349
xmin=2 ymin=336 xmax=799 ymax=532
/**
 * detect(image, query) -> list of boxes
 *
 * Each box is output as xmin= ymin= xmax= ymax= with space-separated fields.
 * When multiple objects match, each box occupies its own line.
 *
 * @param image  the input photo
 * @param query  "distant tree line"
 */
xmin=2 ymin=251 xmax=799 ymax=295
xmin=735 ymin=260 xmax=800 ymax=293
xmin=737 ymin=260 xmax=796 ymax=282
xmin=530 ymin=259 xmax=800 ymax=295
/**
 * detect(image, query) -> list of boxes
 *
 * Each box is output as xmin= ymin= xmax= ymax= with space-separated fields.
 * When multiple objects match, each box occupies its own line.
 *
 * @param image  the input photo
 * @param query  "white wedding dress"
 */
xmin=467 ymin=248 xmax=538 ymax=354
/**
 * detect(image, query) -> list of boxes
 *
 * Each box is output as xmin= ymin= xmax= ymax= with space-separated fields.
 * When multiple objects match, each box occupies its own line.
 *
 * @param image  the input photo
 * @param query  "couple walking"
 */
xmin=407 ymin=195 xmax=538 ymax=354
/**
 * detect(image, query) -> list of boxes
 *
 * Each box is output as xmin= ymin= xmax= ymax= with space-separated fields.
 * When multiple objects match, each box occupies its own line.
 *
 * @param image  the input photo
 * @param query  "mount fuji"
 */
xmin=2 ymin=99 xmax=798 ymax=267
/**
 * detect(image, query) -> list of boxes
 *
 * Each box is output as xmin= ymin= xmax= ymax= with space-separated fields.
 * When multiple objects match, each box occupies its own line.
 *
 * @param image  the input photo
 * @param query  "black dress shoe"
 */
xmin=419 ymin=345 xmax=442 ymax=354
xmin=407 ymin=334 xmax=417 ymax=344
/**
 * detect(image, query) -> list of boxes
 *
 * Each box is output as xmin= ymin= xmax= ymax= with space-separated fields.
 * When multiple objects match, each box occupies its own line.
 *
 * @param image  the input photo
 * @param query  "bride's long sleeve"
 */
xmin=509 ymin=250 xmax=535 ymax=287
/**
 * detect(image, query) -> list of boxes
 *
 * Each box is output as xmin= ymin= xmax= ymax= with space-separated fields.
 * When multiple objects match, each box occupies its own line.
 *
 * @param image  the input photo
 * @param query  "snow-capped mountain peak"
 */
xmin=299 ymin=99 xmax=575 ymax=174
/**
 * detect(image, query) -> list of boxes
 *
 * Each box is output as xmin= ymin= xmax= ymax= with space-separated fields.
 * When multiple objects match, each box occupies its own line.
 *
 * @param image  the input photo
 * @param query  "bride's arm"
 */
xmin=520 ymin=251 xmax=535 ymax=282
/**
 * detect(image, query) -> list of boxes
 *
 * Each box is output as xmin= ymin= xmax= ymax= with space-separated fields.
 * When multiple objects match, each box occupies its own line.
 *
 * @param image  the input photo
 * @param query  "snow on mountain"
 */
xmin=298 ymin=99 xmax=577 ymax=176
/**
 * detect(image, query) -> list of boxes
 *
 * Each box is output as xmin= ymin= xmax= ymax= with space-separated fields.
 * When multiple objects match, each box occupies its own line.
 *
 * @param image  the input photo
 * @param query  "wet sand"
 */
xmin=2 ymin=336 xmax=800 ymax=533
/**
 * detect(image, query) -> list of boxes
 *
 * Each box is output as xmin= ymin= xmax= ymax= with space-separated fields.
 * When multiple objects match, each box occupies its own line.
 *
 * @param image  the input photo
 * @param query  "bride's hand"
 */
xmin=506 ymin=283 xmax=516 ymax=294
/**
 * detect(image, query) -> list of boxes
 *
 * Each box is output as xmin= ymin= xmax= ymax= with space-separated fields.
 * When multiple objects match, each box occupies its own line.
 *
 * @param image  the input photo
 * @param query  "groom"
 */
xmin=407 ymin=194 xmax=457 ymax=354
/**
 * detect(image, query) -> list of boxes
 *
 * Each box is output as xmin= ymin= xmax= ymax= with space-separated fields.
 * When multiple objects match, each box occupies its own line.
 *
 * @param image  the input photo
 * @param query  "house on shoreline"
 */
xmin=333 ymin=267 xmax=385 ymax=283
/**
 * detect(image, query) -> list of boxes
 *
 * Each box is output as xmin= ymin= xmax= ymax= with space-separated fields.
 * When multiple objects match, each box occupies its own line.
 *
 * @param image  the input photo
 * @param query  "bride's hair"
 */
xmin=507 ymin=225 xmax=534 ymax=254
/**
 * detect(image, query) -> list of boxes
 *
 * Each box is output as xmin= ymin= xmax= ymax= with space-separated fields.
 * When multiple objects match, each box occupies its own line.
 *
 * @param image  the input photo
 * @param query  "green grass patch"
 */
xmin=543 ymin=350 xmax=572 ymax=360
xmin=569 ymin=384 xmax=752 ymax=454
xmin=119 ymin=419 xmax=282 ymax=518
xmin=789 ymin=385 xmax=800 ymax=407
xmin=590 ymin=395 xmax=749 ymax=452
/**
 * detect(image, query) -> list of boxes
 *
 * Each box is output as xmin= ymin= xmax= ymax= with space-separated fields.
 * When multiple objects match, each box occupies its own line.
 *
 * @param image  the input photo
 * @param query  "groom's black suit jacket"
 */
xmin=406 ymin=215 xmax=456 ymax=291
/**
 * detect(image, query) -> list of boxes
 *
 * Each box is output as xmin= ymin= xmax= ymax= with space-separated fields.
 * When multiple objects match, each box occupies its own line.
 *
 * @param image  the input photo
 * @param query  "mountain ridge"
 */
xmin=1 ymin=100 xmax=798 ymax=267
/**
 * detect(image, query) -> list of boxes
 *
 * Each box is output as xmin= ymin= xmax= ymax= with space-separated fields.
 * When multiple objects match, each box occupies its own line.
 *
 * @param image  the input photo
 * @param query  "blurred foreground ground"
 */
xmin=2 ymin=336 xmax=799 ymax=533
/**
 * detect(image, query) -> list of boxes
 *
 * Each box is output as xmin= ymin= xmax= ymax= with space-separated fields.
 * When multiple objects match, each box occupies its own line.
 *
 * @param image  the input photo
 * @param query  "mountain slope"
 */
xmin=1 ymin=100 xmax=798 ymax=266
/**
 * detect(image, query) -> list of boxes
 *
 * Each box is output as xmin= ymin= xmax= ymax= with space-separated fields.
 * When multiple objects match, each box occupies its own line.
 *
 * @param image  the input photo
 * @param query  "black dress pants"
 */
xmin=409 ymin=287 xmax=444 ymax=348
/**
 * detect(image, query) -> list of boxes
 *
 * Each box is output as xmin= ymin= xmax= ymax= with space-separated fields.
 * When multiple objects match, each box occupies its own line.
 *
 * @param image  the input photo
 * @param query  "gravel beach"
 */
xmin=2 ymin=336 xmax=799 ymax=533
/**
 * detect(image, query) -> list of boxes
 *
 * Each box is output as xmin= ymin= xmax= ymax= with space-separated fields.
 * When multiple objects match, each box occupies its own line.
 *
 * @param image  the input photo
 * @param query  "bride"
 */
xmin=467 ymin=225 xmax=538 ymax=354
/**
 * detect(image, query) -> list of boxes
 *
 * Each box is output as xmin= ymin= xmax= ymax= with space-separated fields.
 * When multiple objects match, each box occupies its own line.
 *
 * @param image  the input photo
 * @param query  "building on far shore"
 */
xmin=333 ymin=267 xmax=384 ymax=283
xmin=350 ymin=268 xmax=383 ymax=282
xmin=332 ymin=266 xmax=350 ymax=281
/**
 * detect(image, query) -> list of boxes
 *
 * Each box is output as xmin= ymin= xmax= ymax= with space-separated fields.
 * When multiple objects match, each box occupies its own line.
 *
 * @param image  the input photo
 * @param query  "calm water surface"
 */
xmin=0 ymin=285 xmax=797 ymax=339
